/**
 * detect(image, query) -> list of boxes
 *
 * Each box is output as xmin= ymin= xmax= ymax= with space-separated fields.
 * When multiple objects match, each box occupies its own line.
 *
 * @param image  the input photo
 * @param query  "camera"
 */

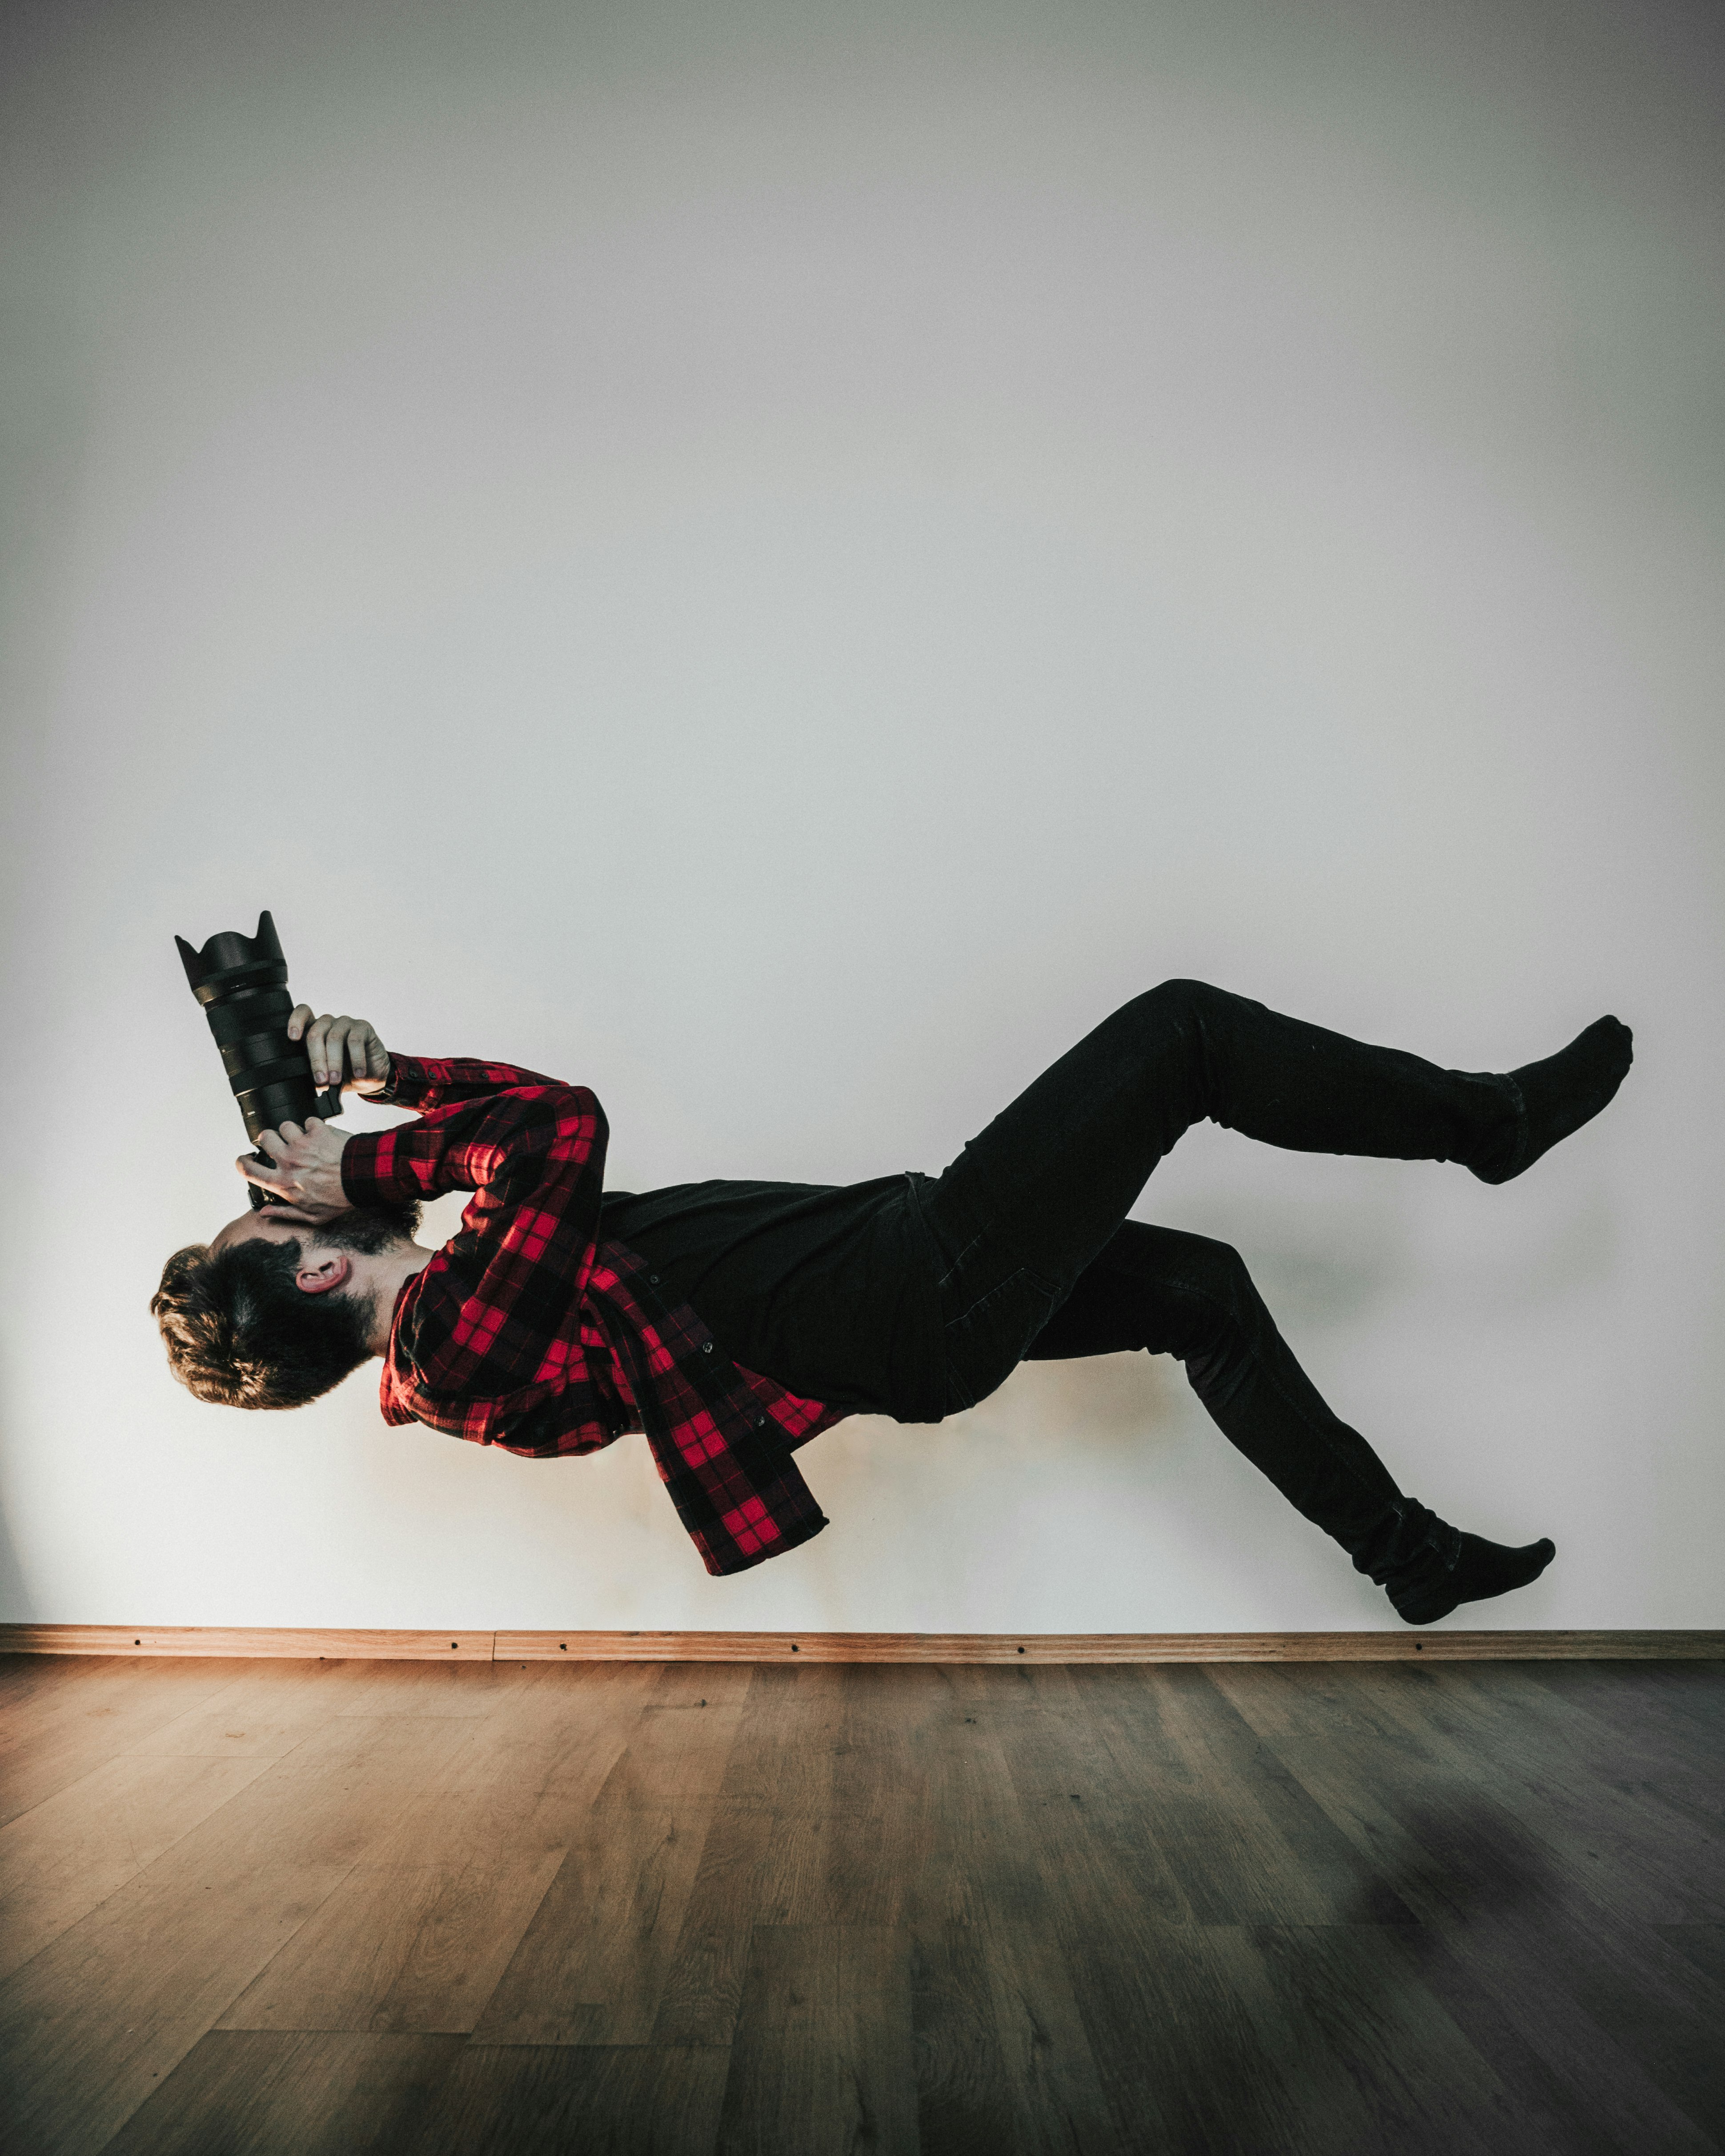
xmin=175 ymin=911 xmax=344 ymax=1210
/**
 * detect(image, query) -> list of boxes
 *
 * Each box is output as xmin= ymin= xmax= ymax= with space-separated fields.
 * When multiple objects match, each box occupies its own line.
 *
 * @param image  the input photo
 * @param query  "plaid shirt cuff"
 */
xmin=339 ymin=1128 xmax=425 ymax=1208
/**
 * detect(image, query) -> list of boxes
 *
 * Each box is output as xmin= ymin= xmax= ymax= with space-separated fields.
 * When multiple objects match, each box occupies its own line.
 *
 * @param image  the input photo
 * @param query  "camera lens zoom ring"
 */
xmin=204 ymin=990 xmax=294 ymax=1046
xmin=232 ymin=1054 xmax=320 ymax=1099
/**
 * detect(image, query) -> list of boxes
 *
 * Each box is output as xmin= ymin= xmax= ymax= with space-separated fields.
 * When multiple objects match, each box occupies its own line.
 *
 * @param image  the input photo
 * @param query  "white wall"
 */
xmin=2 ymin=0 xmax=1721 ymax=1631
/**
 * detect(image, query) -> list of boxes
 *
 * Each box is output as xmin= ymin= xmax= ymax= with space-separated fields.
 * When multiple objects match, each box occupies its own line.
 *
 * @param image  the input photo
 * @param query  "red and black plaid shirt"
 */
xmin=338 ymin=1056 xmax=847 ymax=1575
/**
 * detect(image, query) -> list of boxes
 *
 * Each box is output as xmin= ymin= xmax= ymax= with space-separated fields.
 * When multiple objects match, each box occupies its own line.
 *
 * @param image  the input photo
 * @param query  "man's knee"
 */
xmin=1171 ymin=1230 xmax=1255 ymax=1310
xmin=1156 ymin=1235 xmax=1265 ymax=1398
xmin=1103 ymin=1222 xmax=1259 ymax=1353
xmin=1127 ymin=978 xmax=1228 ymax=1033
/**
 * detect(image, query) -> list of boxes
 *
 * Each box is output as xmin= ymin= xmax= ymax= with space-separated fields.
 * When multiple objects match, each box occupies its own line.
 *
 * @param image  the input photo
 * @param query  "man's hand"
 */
xmin=239 ymin=1119 xmax=353 ymax=1222
xmin=285 ymin=1006 xmax=391 ymax=1096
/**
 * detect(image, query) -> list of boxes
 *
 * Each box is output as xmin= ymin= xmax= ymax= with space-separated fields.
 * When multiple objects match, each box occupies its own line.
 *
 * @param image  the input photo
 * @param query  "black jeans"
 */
xmin=921 ymin=979 xmax=1522 ymax=1583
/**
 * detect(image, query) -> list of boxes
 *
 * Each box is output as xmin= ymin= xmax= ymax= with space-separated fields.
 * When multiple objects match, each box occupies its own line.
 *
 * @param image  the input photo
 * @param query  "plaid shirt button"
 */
xmin=702 ymin=1342 xmax=713 ymax=1353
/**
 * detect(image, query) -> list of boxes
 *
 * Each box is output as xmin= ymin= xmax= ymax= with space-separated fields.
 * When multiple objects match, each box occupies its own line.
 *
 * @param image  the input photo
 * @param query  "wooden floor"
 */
xmin=0 ymin=1655 xmax=1721 ymax=2154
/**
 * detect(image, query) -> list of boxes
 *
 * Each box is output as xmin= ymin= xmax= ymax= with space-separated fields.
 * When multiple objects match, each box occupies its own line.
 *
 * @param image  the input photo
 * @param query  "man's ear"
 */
xmin=295 ymin=1254 xmax=352 ymax=1297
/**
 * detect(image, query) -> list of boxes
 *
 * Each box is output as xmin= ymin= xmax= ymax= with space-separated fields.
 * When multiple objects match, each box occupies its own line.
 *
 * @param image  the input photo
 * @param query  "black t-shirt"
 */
xmin=599 ymin=1173 xmax=945 ymax=1423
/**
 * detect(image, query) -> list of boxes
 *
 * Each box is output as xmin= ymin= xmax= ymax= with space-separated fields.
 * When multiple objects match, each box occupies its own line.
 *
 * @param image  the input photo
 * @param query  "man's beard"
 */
xmin=315 ymin=1198 xmax=424 ymax=1255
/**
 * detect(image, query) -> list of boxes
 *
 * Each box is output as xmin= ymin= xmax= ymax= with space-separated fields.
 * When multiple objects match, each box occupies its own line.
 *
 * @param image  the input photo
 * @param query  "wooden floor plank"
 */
xmin=994 ymin=1751 xmax=1179 ymax=1960
xmin=0 ymin=1658 xmax=260 ymax=1827
xmin=827 ymin=1663 xmax=951 ymax=1824
xmin=747 ymin=1674 xmax=949 ymax=1930
xmin=1531 ymin=1915 xmax=1725 ymax=2144
xmin=397 ymin=2044 xmax=730 ymax=2156
xmin=649 ymin=1801 xmax=782 ymax=2048
xmin=590 ymin=1663 xmax=754 ymax=1811
xmin=1119 ymin=1665 xmax=1422 ymax=1925
xmin=128 ymin=1657 xmax=366 ymax=1761
xmin=715 ymin=1923 xmax=917 ymax=2156
xmin=324 ymin=1659 xmax=535 ymax=1721
xmin=990 ymin=1671 xmax=1194 ymax=1927
xmin=1621 ymin=1661 xmax=1725 ymax=1749
xmin=473 ymin=1803 xmax=719 ymax=2044
xmin=913 ymin=1916 xmax=1122 ymax=2153
xmin=1212 ymin=1663 xmax=1725 ymax=2152
xmin=1216 ymin=1659 xmax=1705 ymax=1931
xmin=1204 ymin=1661 xmax=1497 ymax=1920
xmin=367 ymin=1846 xmax=571 ymax=2034
xmin=703 ymin=1667 xmax=932 ymax=1941
xmin=1061 ymin=1914 xmax=1369 ymax=2154
xmin=1423 ymin=1686 xmax=1721 ymax=1953
xmin=98 ymin=2029 xmax=465 ymax=2156
xmin=0 ymin=1749 xmax=272 ymax=1984
xmin=910 ymin=1922 xmax=1009 ymax=2152
xmin=1242 ymin=1921 xmax=1561 ymax=2156
xmin=1508 ymin=1660 xmax=1725 ymax=1774
xmin=758 ymin=1802 xmax=915 ymax=1930
xmin=212 ymin=1667 xmax=639 ymax=2034
xmin=716 ymin=1665 xmax=853 ymax=1814
xmin=1406 ymin=1663 xmax=1725 ymax=1923
xmin=0 ymin=1851 xmax=360 ymax=2156
xmin=1380 ymin=1915 xmax=1723 ymax=2154
xmin=902 ymin=1680 xmax=1049 ymax=1932
xmin=1654 ymin=1919 xmax=1725 ymax=1991
xmin=1064 ymin=1666 xmax=1366 ymax=1926
xmin=214 ymin=1854 xmax=565 ymax=2036
xmin=0 ymin=1652 xmax=154 ymax=1748
xmin=0 ymin=1714 xmax=470 ymax=2156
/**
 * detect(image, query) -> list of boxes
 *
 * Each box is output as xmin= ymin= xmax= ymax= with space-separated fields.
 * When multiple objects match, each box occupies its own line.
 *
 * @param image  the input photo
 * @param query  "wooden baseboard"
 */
xmin=0 ymin=1625 xmax=1720 ymax=1663
xmin=0 ymin=1627 xmax=495 ymax=1660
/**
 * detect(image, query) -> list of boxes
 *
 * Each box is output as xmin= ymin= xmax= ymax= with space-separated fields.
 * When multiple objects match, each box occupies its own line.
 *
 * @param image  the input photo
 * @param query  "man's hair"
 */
xmin=151 ymin=1235 xmax=375 ymax=1410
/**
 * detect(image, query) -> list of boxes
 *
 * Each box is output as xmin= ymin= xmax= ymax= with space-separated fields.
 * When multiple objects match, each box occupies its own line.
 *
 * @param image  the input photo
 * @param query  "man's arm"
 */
xmin=282 ymin=1005 xmax=560 ymax=1111
xmin=342 ymin=1081 xmax=610 ymax=1398
xmin=238 ymin=1003 xmax=570 ymax=1213
xmin=245 ymin=1007 xmax=610 ymax=1399
xmin=380 ymin=1055 xmax=567 ymax=1113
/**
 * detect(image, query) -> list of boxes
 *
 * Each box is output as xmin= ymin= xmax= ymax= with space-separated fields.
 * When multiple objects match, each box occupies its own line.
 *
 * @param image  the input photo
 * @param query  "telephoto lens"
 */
xmin=175 ymin=912 xmax=344 ymax=1210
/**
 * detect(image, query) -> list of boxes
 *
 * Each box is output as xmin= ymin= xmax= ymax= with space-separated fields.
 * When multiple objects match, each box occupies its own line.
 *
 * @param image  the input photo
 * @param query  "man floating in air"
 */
xmin=153 ymin=977 xmax=1632 ymax=1623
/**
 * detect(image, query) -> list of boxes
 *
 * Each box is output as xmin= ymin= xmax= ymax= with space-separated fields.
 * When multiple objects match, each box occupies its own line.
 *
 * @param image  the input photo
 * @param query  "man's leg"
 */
xmin=918 ymin=977 xmax=1620 ymax=1619
xmin=1022 ymin=1220 xmax=1555 ymax=1624
xmin=925 ymin=978 xmax=1629 ymax=1326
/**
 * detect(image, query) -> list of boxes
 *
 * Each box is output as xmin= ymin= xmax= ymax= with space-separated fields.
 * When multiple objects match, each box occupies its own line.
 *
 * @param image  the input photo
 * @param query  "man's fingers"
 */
xmin=299 ymin=1010 xmax=386 ymax=1090
xmin=287 ymin=1003 xmax=313 ymax=1043
xmin=238 ymin=1153 xmax=285 ymax=1189
xmin=329 ymin=1018 xmax=357 ymax=1089
xmin=256 ymin=1128 xmax=289 ymax=1160
xmin=311 ymin=1017 xmax=353 ymax=1090
xmin=306 ymin=1014 xmax=332 ymax=1086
